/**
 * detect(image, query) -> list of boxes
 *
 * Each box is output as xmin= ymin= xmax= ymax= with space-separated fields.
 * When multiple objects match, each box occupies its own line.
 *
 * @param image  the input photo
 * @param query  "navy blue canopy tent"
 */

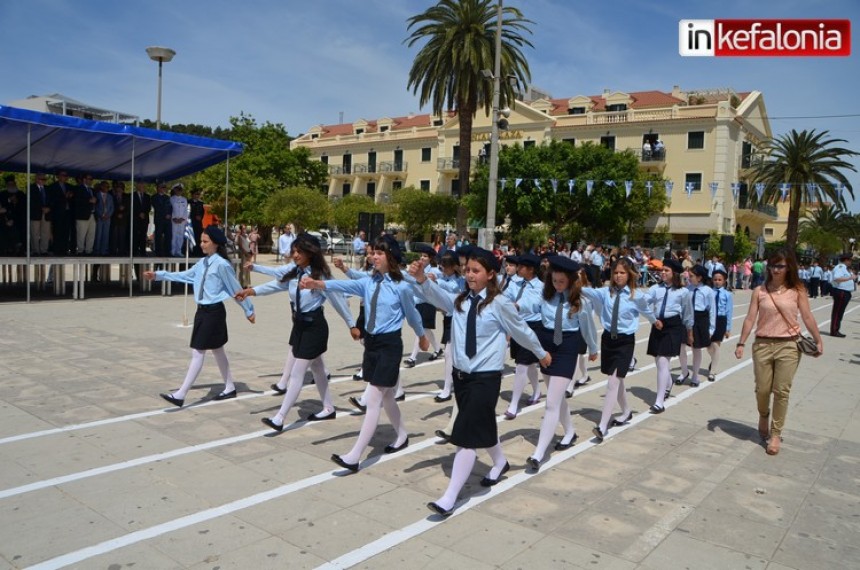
xmin=0 ymin=105 xmax=243 ymax=181
xmin=0 ymin=105 xmax=243 ymax=301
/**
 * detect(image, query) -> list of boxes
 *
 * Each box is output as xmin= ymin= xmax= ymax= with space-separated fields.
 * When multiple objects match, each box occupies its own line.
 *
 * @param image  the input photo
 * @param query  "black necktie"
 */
xmin=366 ymin=276 xmax=382 ymax=333
xmin=198 ymin=258 xmax=210 ymax=301
xmin=553 ymin=292 xmax=564 ymax=345
xmin=692 ymin=288 xmax=699 ymax=311
xmin=610 ymin=289 xmax=621 ymax=339
xmin=502 ymin=275 xmax=511 ymax=292
xmin=465 ymin=294 xmax=479 ymax=358
xmin=659 ymin=286 xmax=669 ymax=319
xmin=515 ymin=281 xmax=527 ymax=301
xmin=294 ymin=268 xmax=303 ymax=313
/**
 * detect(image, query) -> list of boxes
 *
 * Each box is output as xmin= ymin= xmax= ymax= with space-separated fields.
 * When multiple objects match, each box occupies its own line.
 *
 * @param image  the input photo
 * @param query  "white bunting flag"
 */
xmin=515 ymin=178 xmax=522 ymax=188
xmin=665 ymin=180 xmax=673 ymax=198
xmin=709 ymin=182 xmax=719 ymax=200
xmin=605 ymin=180 xmax=616 ymax=188
xmin=624 ymin=180 xmax=633 ymax=198
xmin=533 ymin=179 xmax=541 ymax=190
xmin=500 ymin=178 xmax=507 ymax=189
xmin=586 ymin=180 xmax=594 ymax=196
xmin=550 ymin=179 xmax=558 ymax=193
xmin=755 ymin=183 xmax=765 ymax=201
xmin=685 ymin=182 xmax=695 ymax=197
xmin=645 ymin=180 xmax=653 ymax=197
xmin=568 ymin=179 xmax=575 ymax=194
xmin=779 ymin=183 xmax=790 ymax=202
xmin=731 ymin=183 xmax=740 ymax=201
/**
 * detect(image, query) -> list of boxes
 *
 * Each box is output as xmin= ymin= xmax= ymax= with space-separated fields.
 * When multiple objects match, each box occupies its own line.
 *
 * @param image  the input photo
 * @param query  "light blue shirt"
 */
xmin=506 ymin=276 xmax=543 ymax=323
xmin=591 ymin=251 xmax=605 ymax=268
xmin=831 ymin=263 xmax=856 ymax=292
xmin=646 ymin=284 xmax=694 ymax=330
xmin=155 ymin=254 xmax=254 ymax=318
xmin=420 ymin=280 xmax=547 ymax=373
xmin=581 ymin=285 xmax=655 ymax=334
xmin=712 ymin=286 xmax=734 ymax=333
xmin=252 ymin=266 xmax=355 ymax=328
xmin=810 ymin=265 xmax=824 ymax=279
xmin=498 ymin=272 xmax=521 ymax=293
xmin=540 ymin=294 xmax=599 ymax=354
xmin=325 ymin=272 xmax=425 ymax=336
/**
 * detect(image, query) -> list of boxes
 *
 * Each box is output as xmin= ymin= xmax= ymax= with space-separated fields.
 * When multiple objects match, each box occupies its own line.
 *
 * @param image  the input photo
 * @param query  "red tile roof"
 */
xmin=315 ymin=111 xmax=456 ymax=138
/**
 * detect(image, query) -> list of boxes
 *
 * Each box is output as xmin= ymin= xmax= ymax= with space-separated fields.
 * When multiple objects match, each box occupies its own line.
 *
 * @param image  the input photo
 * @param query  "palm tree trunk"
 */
xmin=786 ymin=188 xmax=801 ymax=252
xmin=455 ymin=104 xmax=474 ymax=235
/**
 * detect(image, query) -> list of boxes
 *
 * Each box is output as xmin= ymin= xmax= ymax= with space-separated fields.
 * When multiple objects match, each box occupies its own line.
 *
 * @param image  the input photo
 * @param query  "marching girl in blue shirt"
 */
xmin=645 ymin=259 xmax=693 ymax=413
xmin=504 ymin=254 xmax=545 ymax=419
xmin=411 ymin=248 xmax=551 ymax=517
xmin=706 ymin=269 xmax=733 ymax=382
xmin=581 ymin=258 xmax=656 ymax=442
xmin=498 ymin=255 xmax=522 ymax=293
xmin=334 ymin=245 xmax=375 ymax=381
xmin=526 ymin=256 xmax=598 ymax=472
xmin=404 ymin=244 xmax=444 ymax=367
xmin=427 ymin=251 xmax=467 ymax=404
xmin=235 ymin=233 xmax=356 ymax=429
xmin=145 ymin=226 xmax=255 ymax=407
xmin=302 ymin=236 xmax=429 ymax=472
xmin=568 ymin=265 xmax=596 ymax=396
xmin=676 ymin=265 xmax=715 ymax=387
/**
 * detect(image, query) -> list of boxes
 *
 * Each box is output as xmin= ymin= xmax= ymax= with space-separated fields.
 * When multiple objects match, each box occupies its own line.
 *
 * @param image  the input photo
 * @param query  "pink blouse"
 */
xmin=755 ymin=286 xmax=801 ymax=338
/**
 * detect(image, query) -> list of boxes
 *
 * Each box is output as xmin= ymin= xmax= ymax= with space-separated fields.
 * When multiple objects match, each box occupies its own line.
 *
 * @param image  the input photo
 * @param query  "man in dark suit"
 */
xmin=29 ymin=173 xmax=52 ymax=255
xmin=0 ymin=174 xmax=26 ymax=255
xmin=188 ymin=188 xmax=205 ymax=256
xmin=48 ymin=170 xmax=74 ymax=255
xmin=74 ymin=174 xmax=98 ymax=255
xmin=151 ymin=182 xmax=172 ymax=256
xmin=131 ymin=181 xmax=152 ymax=256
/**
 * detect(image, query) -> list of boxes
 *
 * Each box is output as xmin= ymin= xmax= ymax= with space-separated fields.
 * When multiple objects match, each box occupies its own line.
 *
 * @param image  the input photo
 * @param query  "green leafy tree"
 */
xmin=468 ymin=141 xmax=668 ymax=243
xmin=704 ymin=231 xmax=722 ymax=259
xmin=263 ymin=187 xmax=330 ymax=232
xmin=748 ymin=129 xmax=857 ymax=251
xmin=405 ymin=0 xmax=533 ymax=230
xmin=389 ymin=186 xmax=459 ymax=242
xmin=798 ymin=203 xmax=848 ymax=260
xmin=732 ymin=228 xmax=755 ymax=263
xmin=330 ymin=194 xmax=383 ymax=233
xmin=186 ymin=114 xmax=328 ymax=225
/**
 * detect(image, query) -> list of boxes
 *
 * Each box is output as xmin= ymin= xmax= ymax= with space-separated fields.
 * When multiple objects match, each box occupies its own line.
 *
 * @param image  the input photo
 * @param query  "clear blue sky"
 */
xmin=1 ymin=0 xmax=857 ymax=210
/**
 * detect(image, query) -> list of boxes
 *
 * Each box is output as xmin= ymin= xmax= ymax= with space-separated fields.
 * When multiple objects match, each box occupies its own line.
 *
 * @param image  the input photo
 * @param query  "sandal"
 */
xmin=766 ymin=436 xmax=781 ymax=455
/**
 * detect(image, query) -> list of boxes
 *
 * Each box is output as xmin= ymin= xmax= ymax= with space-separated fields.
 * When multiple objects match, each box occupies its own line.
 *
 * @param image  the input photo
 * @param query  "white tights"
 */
xmin=174 ymin=346 xmax=234 ymax=399
xmin=654 ymin=356 xmax=671 ymax=407
xmin=271 ymin=356 xmax=332 ymax=423
xmin=439 ymin=343 xmax=454 ymax=398
xmin=507 ymin=363 xmax=540 ymax=415
xmin=598 ymin=372 xmax=630 ymax=433
xmin=340 ymin=385 xmax=407 ymax=465
xmin=434 ymin=443 xmax=507 ymax=511
xmin=566 ymin=354 xmax=588 ymax=395
xmin=707 ymin=342 xmax=721 ymax=374
xmin=530 ymin=376 xmax=575 ymax=463
xmin=409 ymin=329 xmax=439 ymax=359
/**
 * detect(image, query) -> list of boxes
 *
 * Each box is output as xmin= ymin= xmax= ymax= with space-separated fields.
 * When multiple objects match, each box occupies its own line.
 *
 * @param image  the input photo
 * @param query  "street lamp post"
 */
xmin=145 ymin=46 xmax=176 ymax=130
xmin=478 ymin=0 xmax=503 ymax=251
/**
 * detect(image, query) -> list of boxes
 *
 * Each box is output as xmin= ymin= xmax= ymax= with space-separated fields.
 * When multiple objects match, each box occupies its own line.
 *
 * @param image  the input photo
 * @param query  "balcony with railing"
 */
xmin=437 ymin=157 xmax=478 ymax=172
xmin=736 ymin=196 xmax=778 ymax=219
xmin=633 ymin=148 xmax=667 ymax=164
xmin=352 ymin=163 xmax=379 ymax=175
xmin=328 ymin=164 xmax=351 ymax=176
xmin=740 ymin=153 xmax=767 ymax=170
xmin=378 ymin=160 xmax=407 ymax=173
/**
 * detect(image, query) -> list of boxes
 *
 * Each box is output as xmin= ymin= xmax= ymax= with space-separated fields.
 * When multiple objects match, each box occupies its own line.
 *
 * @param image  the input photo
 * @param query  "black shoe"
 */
xmin=610 ymin=410 xmax=635 ymax=427
xmin=434 ymin=394 xmax=452 ymax=403
xmin=384 ymin=438 xmax=409 ymax=454
xmin=664 ymin=385 xmax=673 ymax=400
xmin=429 ymin=349 xmax=444 ymax=361
xmin=649 ymin=404 xmax=665 ymax=414
xmin=331 ymin=454 xmax=359 ymax=473
xmin=832 ymin=332 xmax=846 ymax=338
xmin=574 ymin=375 xmax=591 ymax=388
xmin=480 ymin=461 xmax=511 ymax=486
xmin=591 ymin=425 xmax=605 ymax=443
xmin=261 ymin=417 xmax=284 ymax=432
xmin=707 ymin=373 xmax=716 ymax=382
xmin=554 ymin=433 xmax=579 ymax=450
xmin=353 ymin=372 xmax=363 ymax=380
xmin=565 ymin=389 xmax=573 ymax=399
xmin=629 ymin=356 xmax=637 ymax=371
xmin=689 ymin=380 xmax=700 ymax=388
xmin=160 ymin=393 xmax=184 ymax=408
xmin=525 ymin=457 xmax=541 ymax=473
xmin=348 ymin=396 xmax=366 ymax=413
xmin=435 ymin=429 xmax=451 ymax=443
xmin=674 ymin=372 xmax=690 ymax=386
xmin=271 ymin=383 xmax=286 ymax=395
xmin=403 ymin=358 xmax=416 ymax=368
xmin=395 ymin=393 xmax=406 ymax=402
xmin=426 ymin=501 xmax=453 ymax=517
xmin=306 ymin=410 xmax=336 ymax=421
xmin=214 ymin=389 xmax=237 ymax=401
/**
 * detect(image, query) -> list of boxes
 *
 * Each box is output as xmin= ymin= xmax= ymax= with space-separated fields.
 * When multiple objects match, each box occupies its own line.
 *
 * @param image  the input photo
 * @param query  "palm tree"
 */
xmin=405 ymin=0 xmax=533 ymax=230
xmin=749 ymin=128 xmax=857 ymax=251
xmin=797 ymin=203 xmax=848 ymax=261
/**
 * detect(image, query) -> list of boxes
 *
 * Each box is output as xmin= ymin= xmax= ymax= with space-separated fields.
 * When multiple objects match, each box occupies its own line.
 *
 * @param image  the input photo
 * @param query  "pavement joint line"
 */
xmin=0 ymin=303 xmax=831 ymax=501
xmin=28 ymin=304 xmax=847 ymax=570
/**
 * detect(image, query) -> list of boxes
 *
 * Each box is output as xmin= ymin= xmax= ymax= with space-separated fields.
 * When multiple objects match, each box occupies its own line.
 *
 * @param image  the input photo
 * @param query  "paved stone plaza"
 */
xmin=1 ymin=256 xmax=858 ymax=569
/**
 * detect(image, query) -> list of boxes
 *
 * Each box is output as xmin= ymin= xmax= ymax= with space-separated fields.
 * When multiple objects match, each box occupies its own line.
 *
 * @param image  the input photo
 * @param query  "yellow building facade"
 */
xmin=291 ymin=86 xmax=787 ymax=245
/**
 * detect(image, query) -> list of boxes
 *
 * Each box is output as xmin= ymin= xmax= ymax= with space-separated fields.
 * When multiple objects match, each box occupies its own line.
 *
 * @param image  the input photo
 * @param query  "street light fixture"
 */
xmin=145 ymin=46 xmax=176 ymax=130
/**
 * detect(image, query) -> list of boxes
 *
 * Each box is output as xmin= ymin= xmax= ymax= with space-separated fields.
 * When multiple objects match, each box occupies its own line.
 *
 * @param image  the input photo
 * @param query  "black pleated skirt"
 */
xmin=510 ymin=320 xmax=542 ymax=364
xmin=451 ymin=369 xmax=502 ymax=449
xmin=190 ymin=302 xmax=228 ymax=350
xmin=710 ymin=315 xmax=728 ymax=343
xmin=362 ymin=331 xmax=402 ymax=387
xmin=690 ymin=310 xmax=711 ymax=348
xmin=537 ymin=326 xmax=582 ymax=378
xmin=647 ymin=315 xmax=683 ymax=357
xmin=417 ymin=302 xmax=437 ymax=329
xmin=600 ymin=331 xmax=635 ymax=378
xmin=289 ymin=308 xmax=328 ymax=360
xmin=441 ymin=315 xmax=452 ymax=345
